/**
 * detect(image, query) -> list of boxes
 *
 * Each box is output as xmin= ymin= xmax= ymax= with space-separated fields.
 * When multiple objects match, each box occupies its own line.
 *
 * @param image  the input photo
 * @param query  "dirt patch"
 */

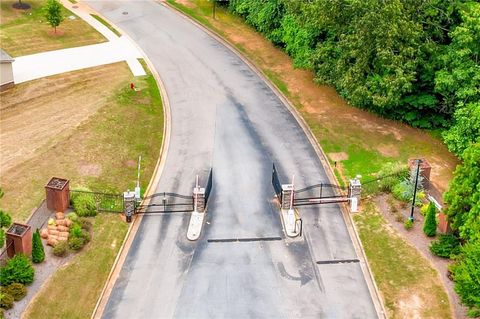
xmin=46 ymin=29 xmax=65 ymax=37
xmin=328 ymin=152 xmax=348 ymax=162
xmin=377 ymin=144 xmax=400 ymax=157
xmin=0 ymin=63 xmax=130 ymax=174
xmin=78 ymin=162 xmax=102 ymax=177
xmin=124 ymin=159 xmax=137 ymax=168
xmin=397 ymin=293 xmax=422 ymax=319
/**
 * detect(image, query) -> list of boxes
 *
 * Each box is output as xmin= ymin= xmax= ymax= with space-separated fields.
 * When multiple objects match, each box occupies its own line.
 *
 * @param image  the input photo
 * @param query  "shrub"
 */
xmin=377 ymin=162 xmax=408 ymax=192
xmin=32 ymin=229 xmax=45 ymax=263
xmin=0 ymin=210 xmax=12 ymax=228
xmin=69 ymin=224 xmax=83 ymax=238
xmin=423 ymin=202 xmax=438 ymax=237
xmin=52 ymin=241 xmax=68 ymax=257
xmin=0 ymin=229 xmax=4 ymax=249
xmin=72 ymin=193 xmax=97 ymax=217
xmin=430 ymin=234 xmax=461 ymax=258
xmin=68 ymin=237 xmax=85 ymax=251
xmin=0 ymin=254 xmax=34 ymax=286
xmin=78 ymin=218 xmax=93 ymax=231
xmin=420 ymin=203 xmax=429 ymax=216
xmin=81 ymin=229 xmax=91 ymax=244
xmin=4 ymin=283 xmax=27 ymax=301
xmin=0 ymin=292 xmax=13 ymax=310
xmin=66 ymin=212 xmax=78 ymax=222
xmin=404 ymin=219 xmax=413 ymax=230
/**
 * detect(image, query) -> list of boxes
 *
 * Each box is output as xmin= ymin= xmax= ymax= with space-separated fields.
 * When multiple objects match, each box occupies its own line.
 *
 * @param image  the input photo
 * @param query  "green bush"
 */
xmin=66 ymin=212 xmax=79 ymax=222
xmin=69 ymin=224 xmax=83 ymax=238
xmin=68 ymin=237 xmax=85 ymax=251
xmin=82 ymin=229 xmax=91 ymax=244
xmin=430 ymin=234 xmax=461 ymax=258
xmin=404 ymin=219 xmax=413 ymax=230
xmin=423 ymin=202 xmax=438 ymax=237
xmin=377 ymin=162 xmax=408 ymax=192
xmin=0 ymin=229 xmax=4 ymax=249
xmin=0 ymin=254 xmax=34 ymax=286
xmin=0 ymin=210 xmax=12 ymax=228
xmin=72 ymin=193 xmax=97 ymax=217
xmin=78 ymin=217 xmax=93 ymax=231
xmin=420 ymin=203 xmax=429 ymax=216
xmin=32 ymin=229 xmax=45 ymax=263
xmin=4 ymin=283 xmax=27 ymax=301
xmin=52 ymin=241 xmax=68 ymax=257
xmin=0 ymin=292 xmax=13 ymax=310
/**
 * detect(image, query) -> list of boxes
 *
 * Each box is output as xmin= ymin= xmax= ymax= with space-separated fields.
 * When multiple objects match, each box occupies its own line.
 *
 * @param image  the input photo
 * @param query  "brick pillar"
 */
xmin=193 ymin=187 xmax=206 ymax=212
xmin=281 ymin=184 xmax=294 ymax=209
xmin=437 ymin=212 xmax=450 ymax=234
xmin=6 ymin=223 xmax=32 ymax=258
xmin=123 ymin=191 xmax=136 ymax=223
xmin=349 ymin=177 xmax=362 ymax=205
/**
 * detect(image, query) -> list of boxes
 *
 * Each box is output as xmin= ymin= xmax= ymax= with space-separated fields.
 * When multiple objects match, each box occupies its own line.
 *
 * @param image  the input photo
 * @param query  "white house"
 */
xmin=1 ymin=49 xmax=15 ymax=91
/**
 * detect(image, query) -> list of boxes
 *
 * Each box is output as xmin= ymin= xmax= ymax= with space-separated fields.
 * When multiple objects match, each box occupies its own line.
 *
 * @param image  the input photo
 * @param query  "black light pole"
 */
xmin=409 ymin=159 xmax=421 ymax=222
xmin=213 ymin=0 xmax=216 ymax=19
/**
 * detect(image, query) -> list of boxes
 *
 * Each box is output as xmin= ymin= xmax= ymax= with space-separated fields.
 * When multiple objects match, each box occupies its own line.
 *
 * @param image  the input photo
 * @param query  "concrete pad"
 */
xmin=187 ymin=211 xmax=205 ymax=241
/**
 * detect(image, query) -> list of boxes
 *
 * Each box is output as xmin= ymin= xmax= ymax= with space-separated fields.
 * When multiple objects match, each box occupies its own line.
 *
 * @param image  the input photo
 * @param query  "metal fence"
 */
xmin=70 ymin=190 xmax=124 ymax=213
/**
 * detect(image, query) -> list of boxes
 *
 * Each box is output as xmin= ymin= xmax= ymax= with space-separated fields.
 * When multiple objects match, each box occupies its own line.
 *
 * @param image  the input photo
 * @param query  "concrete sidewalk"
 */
xmin=12 ymin=0 xmax=146 ymax=84
xmin=13 ymin=37 xmax=145 ymax=83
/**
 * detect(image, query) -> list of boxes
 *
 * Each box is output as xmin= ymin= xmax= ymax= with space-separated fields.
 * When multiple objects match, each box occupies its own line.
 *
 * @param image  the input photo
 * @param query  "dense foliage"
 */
xmin=3 ymin=283 xmax=27 ymax=301
xmin=430 ymin=234 xmax=461 ymax=258
xmin=32 ymin=229 xmax=45 ymax=263
xmin=450 ymin=240 xmax=480 ymax=316
xmin=0 ymin=254 xmax=34 ymax=286
xmin=228 ymin=0 xmax=480 ymax=157
xmin=444 ymin=143 xmax=480 ymax=242
xmin=443 ymin=142 xmax=480 ymax=315
xmin=423 ymin=202 xmax=438 ymax=237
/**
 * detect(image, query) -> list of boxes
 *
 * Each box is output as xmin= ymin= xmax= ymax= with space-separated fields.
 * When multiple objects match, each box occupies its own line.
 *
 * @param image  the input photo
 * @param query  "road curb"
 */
xmin=164 ymin=2 xmax=386 ymax=318
xmin=85 ymin=4 xmax=173 ymax=319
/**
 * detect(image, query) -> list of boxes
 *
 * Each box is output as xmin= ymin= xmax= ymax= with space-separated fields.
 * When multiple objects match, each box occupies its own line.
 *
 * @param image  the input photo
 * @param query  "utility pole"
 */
xmin=409 ymin=159 xmax=421 ymax=222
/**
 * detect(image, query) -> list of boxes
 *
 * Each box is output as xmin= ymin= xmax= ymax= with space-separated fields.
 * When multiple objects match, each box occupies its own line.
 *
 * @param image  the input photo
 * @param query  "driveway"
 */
xmin=86 ymin=1 xmax=379 ymax=318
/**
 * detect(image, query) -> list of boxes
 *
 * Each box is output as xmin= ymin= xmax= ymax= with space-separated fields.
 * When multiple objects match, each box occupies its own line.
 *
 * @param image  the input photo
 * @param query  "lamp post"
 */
xmin=409 ymin=159 xmax=421 ymax=222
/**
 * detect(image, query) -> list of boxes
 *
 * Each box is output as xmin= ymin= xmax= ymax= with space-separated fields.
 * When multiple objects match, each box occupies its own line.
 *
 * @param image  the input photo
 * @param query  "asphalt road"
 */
xmin=87 ymin=1 xmax=378 ymax=318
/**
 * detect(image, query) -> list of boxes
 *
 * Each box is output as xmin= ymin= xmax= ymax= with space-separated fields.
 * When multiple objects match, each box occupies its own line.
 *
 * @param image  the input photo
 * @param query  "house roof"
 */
xmin=0 ymin=49 xmax=14 ymax=63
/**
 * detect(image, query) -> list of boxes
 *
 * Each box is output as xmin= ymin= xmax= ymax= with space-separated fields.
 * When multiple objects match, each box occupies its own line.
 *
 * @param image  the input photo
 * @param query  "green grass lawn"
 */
xmin=0 ymin=0 xmax=106 ymax=57
xmin=354 ymin=202 xmax=451 ymax=318
xmin=24 ymin=213 xmax=129 ymax=318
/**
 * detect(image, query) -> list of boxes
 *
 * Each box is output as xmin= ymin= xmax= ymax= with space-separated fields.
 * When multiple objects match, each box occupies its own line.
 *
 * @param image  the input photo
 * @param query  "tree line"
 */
xmin=226 ymin=0 xmax=479 ymax=315
xmin=227 ymin=0 xmax=479 ymax=158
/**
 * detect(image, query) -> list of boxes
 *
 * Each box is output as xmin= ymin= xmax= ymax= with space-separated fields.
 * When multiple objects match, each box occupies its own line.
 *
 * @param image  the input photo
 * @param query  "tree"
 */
xmin=0 ymin=254 xmax=34 ymax=286
xmin=450 ymin=240 xmax=480 ymax=317
xmin=44 ymin=0 xmax=64 ymax=34
xmin=443 ymin=102 xmax=480 ymax=157
xmin=31 ymin=229 xmax=45 ymax=263
xmin=443 ymin=142 xmax=480 ymax=242
xmin=423 ymin=202 xmax=438 ymax=237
